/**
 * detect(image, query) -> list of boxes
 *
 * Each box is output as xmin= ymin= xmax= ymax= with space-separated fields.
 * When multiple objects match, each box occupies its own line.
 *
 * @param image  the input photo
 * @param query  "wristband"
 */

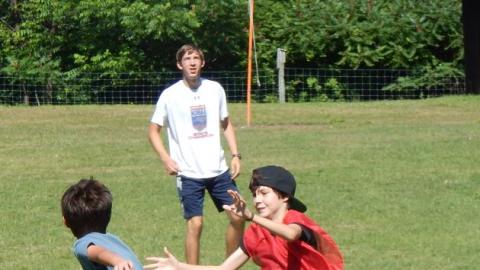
xmin=246 ymin=213 xmax=255 ymax=221
xmin=232 ymin=153 xmax=242 ymax=160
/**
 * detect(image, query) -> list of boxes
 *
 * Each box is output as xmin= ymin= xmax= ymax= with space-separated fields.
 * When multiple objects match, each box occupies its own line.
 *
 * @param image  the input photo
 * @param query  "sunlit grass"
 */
xmin=1 ymin=96 xmax=479 ymax=269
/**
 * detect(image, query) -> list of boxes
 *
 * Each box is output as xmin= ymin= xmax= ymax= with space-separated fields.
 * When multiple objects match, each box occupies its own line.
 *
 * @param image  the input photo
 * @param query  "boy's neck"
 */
xmin=183 ymin=77 xmax=201 ymax=89
xmin=76 ymin=229 xmax=107 ymax=239
xmin=271 ymin=206 xmax=289 ymax=223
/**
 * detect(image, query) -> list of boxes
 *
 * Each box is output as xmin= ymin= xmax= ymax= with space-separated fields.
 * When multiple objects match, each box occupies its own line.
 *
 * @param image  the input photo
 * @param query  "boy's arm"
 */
xmin=148 ymin=123 xmax=179 ymax=175
xmin=221 ymin=117 xmax=241 ymax=179
xmin=224 ymin=190 xmax=303 ymax=242
xmin=87 ymin=244 xmax=134 ymax=270
xmin=249 ymin=214 xmax=303 ymax=242
xmin=145 ymin=247 xmax=249 ymax=270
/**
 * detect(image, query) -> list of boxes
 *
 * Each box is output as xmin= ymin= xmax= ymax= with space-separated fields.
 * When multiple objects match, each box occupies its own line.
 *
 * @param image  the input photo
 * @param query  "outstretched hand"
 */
xmin=222 ymin=190 xmax=254 ymax=221
xmin=144 ymin=247 xmax=179 ymax=270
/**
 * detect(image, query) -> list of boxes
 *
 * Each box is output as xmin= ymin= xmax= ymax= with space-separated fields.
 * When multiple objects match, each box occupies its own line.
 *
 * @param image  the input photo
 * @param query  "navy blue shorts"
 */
xmin=176 ymin=170 xmax=240 ymax=219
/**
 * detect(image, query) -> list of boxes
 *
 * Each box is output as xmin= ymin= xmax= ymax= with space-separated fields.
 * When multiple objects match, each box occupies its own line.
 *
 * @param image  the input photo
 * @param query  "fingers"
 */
xmin=144 ymin=248 xmax=178 ymax=270
xmin=145 ymin=257 xmax=165 ymax=262
xmin=143 ymin=263 xmax=158 ymax=269
xmin=163 ymin=247 xmax=172 ymax=258
xmin=227 ymin=191 xmax=247 ymax=211
xmin=227 ymin=189 xmax=238 ymax=197
xmin=113 ymin=261 xmax=134 ymax=270
xmin=226 ymin=190 xmax=239 ymax=206
xmin=163 ymin=247 xmax=178 ymax=264
xmin=230 ymin=169 xmax=239 ymax=179
xmin=224 ymin=190 xmax=252 ymax=221
xmin=230 ymin=159 xmax=241 ymax=179
xmin=144 ymin=257 xmax=162 ymax=270
xmin=227 ymin=190 xmax=245 ymax=204
xmin=226 ymin=189 xmax=235 ymax=199
xmin=163 ymin=159 xmax=180 ymax=175
xmin=167 ymin=164 xmax=179 ymax=175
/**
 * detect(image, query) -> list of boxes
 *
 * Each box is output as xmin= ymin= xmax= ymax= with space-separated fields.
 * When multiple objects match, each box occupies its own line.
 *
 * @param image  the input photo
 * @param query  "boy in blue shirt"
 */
xmin=61 ymin=178 xmax=143 ymax=270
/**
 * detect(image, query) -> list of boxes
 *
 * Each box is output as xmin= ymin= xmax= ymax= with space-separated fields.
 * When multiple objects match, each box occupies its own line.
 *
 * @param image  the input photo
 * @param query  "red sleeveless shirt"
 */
xmin=243 ymin=210 xmax=344 ymax=270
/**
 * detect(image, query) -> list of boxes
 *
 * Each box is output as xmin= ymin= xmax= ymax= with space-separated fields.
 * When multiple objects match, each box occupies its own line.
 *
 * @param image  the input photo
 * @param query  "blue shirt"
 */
xmin=73 ymin=232 xmax=143 ymax=270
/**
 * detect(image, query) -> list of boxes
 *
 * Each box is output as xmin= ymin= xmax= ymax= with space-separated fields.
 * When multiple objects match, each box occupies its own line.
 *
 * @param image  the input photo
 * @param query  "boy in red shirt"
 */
xmin=145 ymin=165 xmax=344 ymax=270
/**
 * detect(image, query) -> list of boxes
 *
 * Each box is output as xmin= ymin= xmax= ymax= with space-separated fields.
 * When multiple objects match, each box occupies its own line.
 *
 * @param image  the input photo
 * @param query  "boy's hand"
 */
xmin=230 ymin=157 xmax=241 ymax=179
xmin=113 ymin=260 xmax=134 ymax=270
xmin=222 ymin=190 xmax=254 ymax=221
xmin=145 ymin=247 xmax=179 ymax=270
xmin=162 ymin=157 xmax=180 ymax=175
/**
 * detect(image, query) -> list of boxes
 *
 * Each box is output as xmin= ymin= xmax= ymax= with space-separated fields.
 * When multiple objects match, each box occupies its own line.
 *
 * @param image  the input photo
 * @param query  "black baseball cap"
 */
xmin=249 ymin=165 xmax=307 ymax=212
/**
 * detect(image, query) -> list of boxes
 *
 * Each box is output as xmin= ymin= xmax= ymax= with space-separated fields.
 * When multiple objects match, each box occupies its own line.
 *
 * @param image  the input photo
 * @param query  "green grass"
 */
xmin=1 ymin=96 xmax=479 ymax=269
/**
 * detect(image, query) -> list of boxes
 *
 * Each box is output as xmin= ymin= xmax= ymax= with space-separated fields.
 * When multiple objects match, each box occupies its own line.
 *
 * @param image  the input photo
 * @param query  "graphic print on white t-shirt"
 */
xmin=189 ymin=104 xmax=213 ymax=139
xmin=191 ymin=104 xmax=206 ymax=131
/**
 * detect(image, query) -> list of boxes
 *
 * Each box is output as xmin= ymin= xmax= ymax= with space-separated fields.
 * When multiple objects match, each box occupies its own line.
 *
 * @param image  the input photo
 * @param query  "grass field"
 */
xmin=1 ymin=96 xmax=479 ymax=270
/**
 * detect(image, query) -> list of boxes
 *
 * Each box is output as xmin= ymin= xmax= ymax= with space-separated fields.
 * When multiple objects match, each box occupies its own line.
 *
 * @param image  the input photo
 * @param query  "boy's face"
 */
xmin=252 ymin=186 xmax=288 ymax=219
xmin=177 ymin=50 xmax=205 ymax=82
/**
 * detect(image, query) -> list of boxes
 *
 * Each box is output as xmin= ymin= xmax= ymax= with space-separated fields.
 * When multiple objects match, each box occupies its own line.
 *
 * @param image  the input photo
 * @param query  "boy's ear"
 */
xmin=63 ymin=216 xmax=70 ymax=228
xmin=176 ymin=61 xmax=183 ymax=70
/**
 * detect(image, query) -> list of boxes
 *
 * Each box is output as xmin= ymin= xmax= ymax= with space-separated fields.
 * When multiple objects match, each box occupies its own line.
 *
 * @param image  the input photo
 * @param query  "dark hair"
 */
xmin=249 ymin=170 xmax=288 ymax=200
xmin=61 ymin=178 xmax=112 ymax=238
xmin=176 ymin=44 xmax=205 ymax=63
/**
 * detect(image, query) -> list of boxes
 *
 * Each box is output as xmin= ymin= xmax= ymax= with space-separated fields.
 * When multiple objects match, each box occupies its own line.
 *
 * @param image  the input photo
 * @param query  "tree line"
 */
xmin=0 ymin=0 xmax=465 ymax=103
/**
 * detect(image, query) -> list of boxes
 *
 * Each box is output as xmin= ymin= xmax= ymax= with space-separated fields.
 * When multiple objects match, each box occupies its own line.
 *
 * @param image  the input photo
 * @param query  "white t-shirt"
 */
xmin=151 ymin=78 xmax=229 ymax=179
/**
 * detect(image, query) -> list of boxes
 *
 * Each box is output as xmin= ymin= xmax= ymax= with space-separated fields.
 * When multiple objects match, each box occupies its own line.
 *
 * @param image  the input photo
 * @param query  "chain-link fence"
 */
xmin=0 ymin=68 xmax=465 ymax=105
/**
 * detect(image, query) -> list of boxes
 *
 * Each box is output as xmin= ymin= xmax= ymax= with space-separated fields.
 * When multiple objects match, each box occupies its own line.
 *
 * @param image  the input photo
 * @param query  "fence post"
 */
xmin=277 ymin=48 xmax=286 ymax=103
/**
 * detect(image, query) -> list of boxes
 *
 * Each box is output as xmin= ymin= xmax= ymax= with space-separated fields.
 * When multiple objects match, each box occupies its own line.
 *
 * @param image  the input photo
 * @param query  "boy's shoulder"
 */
xmin=74 ymin=232 xmax=116 ymax=250
xmin=161 ymin=80 xmax=184 ymax=95
xmin=73 ymin=232 xmax=136 ymax=270
xmin=73 ymin=233 xmax=127 ymax=258
xmin=199 ymin=78 xmax=222 ymax=87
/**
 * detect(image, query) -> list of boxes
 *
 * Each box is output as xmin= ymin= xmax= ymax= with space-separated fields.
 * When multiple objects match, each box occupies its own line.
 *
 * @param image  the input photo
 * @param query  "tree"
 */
xmin=0 ymin=0 xmax=467 ymax=104
xmin=462 ymin=0 xmax=480 ymax=94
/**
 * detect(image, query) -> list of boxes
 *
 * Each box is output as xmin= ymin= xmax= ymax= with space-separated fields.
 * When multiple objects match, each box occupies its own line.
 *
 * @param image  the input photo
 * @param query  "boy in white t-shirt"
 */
xmin=148 ymin=44 xmax=244 ymax=265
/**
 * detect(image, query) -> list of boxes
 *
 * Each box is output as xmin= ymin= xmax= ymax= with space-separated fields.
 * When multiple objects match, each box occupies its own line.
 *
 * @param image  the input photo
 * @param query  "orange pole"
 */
xmin=246 ymin=0 xmax=254 ymax=126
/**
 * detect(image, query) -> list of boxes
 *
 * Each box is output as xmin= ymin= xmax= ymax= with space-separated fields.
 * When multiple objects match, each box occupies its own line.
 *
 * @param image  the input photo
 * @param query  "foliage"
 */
xmin=254 ymin=0 xmax=463 ymax=70
xmin=192 ymin=0 xmax=246 ymax=70
xmin=323 ymin=78 xmax=345 ymax=101
xmin=0 ymin=0 xmax=465 ymax=104
xmin=383 ymin=62 xmax=465 ymax=98
xmin=285 ymin=76 xmax=351 ymax=102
